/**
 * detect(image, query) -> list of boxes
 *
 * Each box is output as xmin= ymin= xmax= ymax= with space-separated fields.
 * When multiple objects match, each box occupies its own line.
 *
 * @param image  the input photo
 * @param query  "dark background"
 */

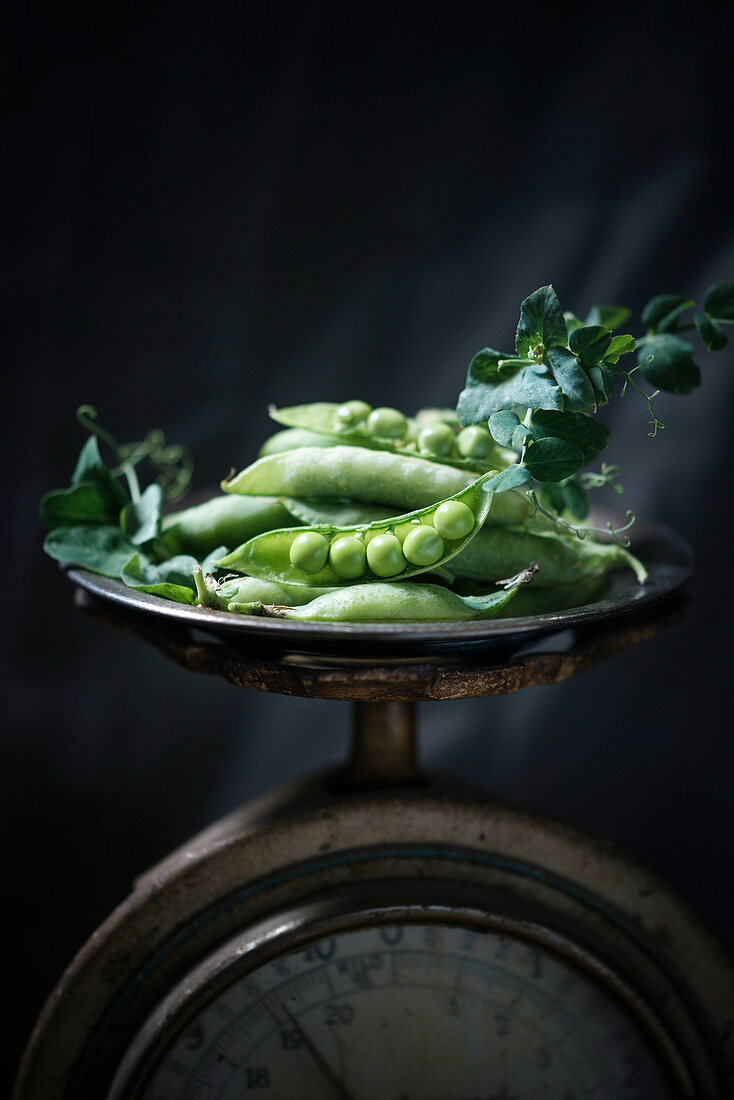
xmin=4 ymin=1 xmax=734 ymax=1092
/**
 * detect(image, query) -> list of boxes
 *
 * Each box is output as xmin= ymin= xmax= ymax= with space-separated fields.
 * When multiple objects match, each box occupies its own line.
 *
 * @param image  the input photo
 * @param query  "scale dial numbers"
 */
xmin=127 ymin=921 xmax=674 ymax=1100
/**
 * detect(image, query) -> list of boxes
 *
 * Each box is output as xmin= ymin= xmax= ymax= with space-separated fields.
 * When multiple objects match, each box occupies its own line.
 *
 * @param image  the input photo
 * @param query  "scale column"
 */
xmin=344 ymin=700 xmax=421 ymax=788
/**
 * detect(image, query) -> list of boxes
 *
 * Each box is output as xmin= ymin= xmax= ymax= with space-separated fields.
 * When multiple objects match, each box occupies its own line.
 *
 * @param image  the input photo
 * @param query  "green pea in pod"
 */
xmin=268 ymin=402 xmax=511 ymax=472
xmin=215 ymin=472 xmax=496 ymax=586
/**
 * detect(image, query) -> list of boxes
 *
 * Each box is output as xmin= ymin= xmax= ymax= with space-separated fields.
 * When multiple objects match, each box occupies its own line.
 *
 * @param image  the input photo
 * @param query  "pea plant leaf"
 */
xmin=603 ymin=333 xmax=636 ymax=364
xmin=569 ymin=325 xmax=612 ymax=368
xmin=636 ymin=334 xmax=701 ymax=394
xmin=585 ymin=304 xmax=631 ymax=330
xmin=120 ymin=483 xmax=163 ymax=546
xmin=71 ymin=436 xmax=128 ymax=509
xmin=545 ymin=346 xmax=598 ymax=413
xmin=641 ymin=294 xmax=694 ymax=334
xmin=43 ymin=525 xmax=137 ymax=577
xmin=527 ymin=410 xmax=608 ymax=464
xmin=456 ymin=361 xmax=562 ymax=424
xmin=40 ymin=481 xmax=120 ymax=528
xmin=695 ymin=311 xmax=727 ymax=351
xmin=487 ymin=411 xmax=522 ymax=447
xmin=702 ymin=281 xmax=734 ymax=323
xmin=515 ymin=285 xmax=568 ymax=356
xmin=539 ymin=480 xmax=589 ymax=522
xmin=523 ymin=437 xmax=586 ymax=483
xmin=486 ymin=464 xmax=532 ymax=492
xmin=121 ymin=551 xmax=198 ymax=604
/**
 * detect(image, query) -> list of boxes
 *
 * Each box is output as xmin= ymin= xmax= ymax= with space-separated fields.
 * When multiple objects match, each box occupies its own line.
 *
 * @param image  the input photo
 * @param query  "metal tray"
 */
xmin=65 ymin=511 xmax=693 ymax=660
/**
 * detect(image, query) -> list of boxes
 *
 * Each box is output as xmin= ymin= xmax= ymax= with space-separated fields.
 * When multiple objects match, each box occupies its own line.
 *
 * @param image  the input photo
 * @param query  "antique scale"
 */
xmin=13 ymin=514 xmax=734 ymax=1099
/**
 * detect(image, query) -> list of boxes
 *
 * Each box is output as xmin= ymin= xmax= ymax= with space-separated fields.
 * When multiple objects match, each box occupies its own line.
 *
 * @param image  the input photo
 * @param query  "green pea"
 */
xmin=329 ymin=535 xmax=366 ymax=579
xmin=336 ymin=400 xmax=372 ymax=427
xmin=456 ymin=425 xmax=494 ymax=459
xmin=393 ymin=519 xmax=422 ymax=541
xmin=417 ymin=422 xmax=455 ymax=457
xmin=402 ymin=524 xmax=444 ymax=566
xmin=366 ymin=406 xmax=408 ymax=440
xmin=366 ymin=532 xmax=406 ymax=577
xmin=433 ymin=499 xmax=475 ymax=539
xmin=289 ymin=531 xmax=330 ymax=574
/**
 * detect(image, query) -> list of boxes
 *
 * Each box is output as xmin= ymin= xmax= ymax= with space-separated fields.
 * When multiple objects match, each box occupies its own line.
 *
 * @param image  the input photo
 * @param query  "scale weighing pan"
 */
xmin=66 ymin=512 xmax=693 ymax=660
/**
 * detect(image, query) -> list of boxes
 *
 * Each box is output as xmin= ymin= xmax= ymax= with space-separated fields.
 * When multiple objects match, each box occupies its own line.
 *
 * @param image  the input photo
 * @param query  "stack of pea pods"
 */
xmin=162 ymin=401 xmax=645 ymax=623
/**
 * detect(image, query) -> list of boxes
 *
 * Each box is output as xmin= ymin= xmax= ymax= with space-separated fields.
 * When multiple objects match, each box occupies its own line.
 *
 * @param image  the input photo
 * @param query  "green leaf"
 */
xmin=527 ymin=409 xmax=607 ymax=464
xmin=120 ymin=483 xmax=163 ymax=546
xmin=602 ymin=333 xmax=636 ymax=364
xmin=200 ymin=545 xmax=230 ymax=575
xmin=515 ymin=286 xmax=568 ymax=357
xmin=564 ymin=311 xmax=583 ymax=336
xmin=545 ymin=346 xmax=598 ymax=413
xmin=560 ymin=480 xmax=589 ymax=521
xmin=71 ymin=436 xmax=128 ymax=509
xmin=641 ymin=294 xmax=693 ymax=334
xmin=586 ymin=364 xmax=614 ymax=406
xmin=694 ymin=311 xmax=727 ymax=351
xmin=585 ymin=304 xmax=631 ymax=330
xmin=464 ymin=347 xmax=515 ymax=386
xmin=703 ymin=281 xmax=734 ymax=323
xmin=43 ymin=525 xmax=136 ymax=577
xmin=637 ymin=334 xmax=701 ymax=395
xmin=488 ymin=411 xmax=521 ymax=446
xmin=121 ymin=552 xmax=197 ymax=604
xmin=486 ymin=465 xmax=532 ymax=492
xmin=456 ymin=367 xmax=562 ymax=425
xmin=523 ymin=437 xmax=585 ymax=483
xmin=39 ymin=481 xmax=120 ymax=528
xmin=569 ymin=325 xmax=612 ymax=367
xmin=539 ymin=480 xmax=589 ymax=522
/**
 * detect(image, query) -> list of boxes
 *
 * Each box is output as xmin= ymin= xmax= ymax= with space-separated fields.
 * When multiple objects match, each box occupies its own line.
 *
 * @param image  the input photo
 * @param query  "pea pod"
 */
xmin=259 ymin=576 xmax=530 ymax=622
xmin=161 ymin=495 xmax=299 ymax=557
xmin=203 ymin=574 xmax=336 ymax=610
xmin=216 ymin=472 xmax=496 ymax=586
xmin=258 ymin=427 xmax=341 ymax=457
xmin=269 ymin=402 xmax=513 ymax=472
xmin=450 ymin=525 xmax=647 ymax=585
xmin=223 ymin=446 xmax=533 ymax=526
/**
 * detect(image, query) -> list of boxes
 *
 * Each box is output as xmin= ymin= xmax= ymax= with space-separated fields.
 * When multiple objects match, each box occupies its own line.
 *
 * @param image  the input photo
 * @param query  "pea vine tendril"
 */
xmin=617 ymin=355 xmax=665 ymax=437
xmin=76 ymin=405 xmax=194 ymax=502
xmin=526 ymin=490 xmax=636 ymax=547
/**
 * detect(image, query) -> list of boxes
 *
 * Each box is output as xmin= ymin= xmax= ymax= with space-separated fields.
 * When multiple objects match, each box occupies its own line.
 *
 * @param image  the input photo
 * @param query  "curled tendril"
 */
xmin=526 ymin=489 xmax=636 ymax=546
xmin=578 ymin=463 xmax=622 ymax=493
xmin=618 ymin=356 xmax=665 ymax=437
xmin=118 ymin=431 xmax=194 ymax=502
xmin=75 ymin=405 xmax=194 ymax=502
xmin=76 ymin=405 xmax=121 ymax=454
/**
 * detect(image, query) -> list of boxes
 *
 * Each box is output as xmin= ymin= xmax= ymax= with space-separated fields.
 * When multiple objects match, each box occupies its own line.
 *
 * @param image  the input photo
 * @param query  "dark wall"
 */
xmin=4 ymin=1 xmax=734 ymax=1091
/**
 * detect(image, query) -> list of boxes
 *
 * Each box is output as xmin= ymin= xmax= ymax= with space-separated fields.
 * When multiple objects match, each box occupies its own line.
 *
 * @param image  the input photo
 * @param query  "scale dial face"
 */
xmin=121 ymin=917 xmax=675 ymax=1099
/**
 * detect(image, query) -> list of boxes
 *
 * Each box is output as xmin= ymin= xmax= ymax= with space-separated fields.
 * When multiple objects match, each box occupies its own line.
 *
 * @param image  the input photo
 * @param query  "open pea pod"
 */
xmin=216 ymin=471 xmax=496 ymax=586
xmin=269 ymin=402 xmax=512 ymax=472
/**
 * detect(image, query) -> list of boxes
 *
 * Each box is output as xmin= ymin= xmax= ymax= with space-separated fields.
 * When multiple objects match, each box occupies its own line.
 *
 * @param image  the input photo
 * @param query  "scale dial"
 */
xmin=111 ymin=887 xmax=685 ymax=1099
xmin=15 ymin=788 xmax=733 ymax=1100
